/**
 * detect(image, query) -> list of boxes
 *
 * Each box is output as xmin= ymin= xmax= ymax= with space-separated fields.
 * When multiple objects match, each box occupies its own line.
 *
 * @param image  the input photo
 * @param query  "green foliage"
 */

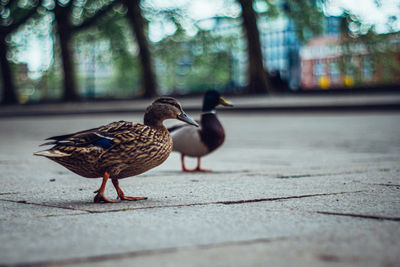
xmin=338 ymin=11 xmax=400 ymax=85
xmin=254 ymin=0 xmax=279 ymax=18
xmin=38 ymin=64 xmax=63 ymax=100
xmin=154 ymin=27 xmax=238 ymax=94
xmin=108 ymin=51 xmax=140 ymax=98
xmin=281 ymin=0 xmax=324 ymax=42
xmin=72 ymin=13 xmax=141 ymax=98
xmin=0 ymin=0 xmax=39 ymax=28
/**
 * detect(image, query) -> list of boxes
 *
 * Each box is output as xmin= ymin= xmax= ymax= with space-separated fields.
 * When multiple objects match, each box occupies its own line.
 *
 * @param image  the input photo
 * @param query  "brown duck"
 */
xmin=34 ymin=97 xmax=198 ymax=203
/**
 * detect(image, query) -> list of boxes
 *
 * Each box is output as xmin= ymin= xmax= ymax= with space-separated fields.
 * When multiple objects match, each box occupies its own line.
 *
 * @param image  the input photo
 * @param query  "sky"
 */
xmin=16 ymin=0 xmax=400 ymax=74
xmin=324 ymin=0 xmax=400 ymax=32
xmin=146 ymin=0 xmax=400 ymax=32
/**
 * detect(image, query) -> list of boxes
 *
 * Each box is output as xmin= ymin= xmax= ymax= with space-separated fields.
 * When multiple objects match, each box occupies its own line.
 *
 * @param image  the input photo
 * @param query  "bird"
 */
xmin=34 ymin=97 xmax=198 ymax=203
xmin=168 ymin=90 xmax=233 ymax=172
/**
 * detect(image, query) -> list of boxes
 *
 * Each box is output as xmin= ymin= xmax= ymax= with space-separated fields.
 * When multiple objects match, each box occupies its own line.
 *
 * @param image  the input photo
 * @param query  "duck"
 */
xmin=168 ymin=90 xmax=233 ymax=172
xmin=34 ymin=97 xmax=198 ymax=203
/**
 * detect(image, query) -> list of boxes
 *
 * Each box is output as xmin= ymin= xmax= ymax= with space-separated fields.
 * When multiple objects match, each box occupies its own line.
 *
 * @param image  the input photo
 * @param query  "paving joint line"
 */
xmin=274 ymin=170 xmax=364 ymax=179
xmin=0 ymin=192 xmax=17 ymax=195
xmin=369 ymin=183 xmax=400 ymax=188
xmin=87 ymin=190 xmax=366 ymax=214
xmin=0 ymin=198 xmax=90 ymax=213
xmin=2 ymin=237 xmax=289 ymax=267
xmin=316 ymin=211 xmax=400 ymax=221
xmin=0 ymin=190 xmax=366 ymax=217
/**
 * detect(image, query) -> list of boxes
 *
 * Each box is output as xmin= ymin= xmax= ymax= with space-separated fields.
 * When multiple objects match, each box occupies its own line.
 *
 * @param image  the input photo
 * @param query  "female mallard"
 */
xmin=34 ymin=97 xmax=198 ymax=203
xmin=168 ymin=90 xmax=233 ymax=172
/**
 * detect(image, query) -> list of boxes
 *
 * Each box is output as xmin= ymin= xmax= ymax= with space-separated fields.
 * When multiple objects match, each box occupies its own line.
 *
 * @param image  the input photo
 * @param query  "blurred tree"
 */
xmin=46 ymin=0 xmax=120 ymax=101
xmin=338 ymin=11 xmax=400 ymax=85
xmin=154 ymin=25 xmax=238 ymax=94
xmin=236 ymin=0 xmax=326 ymax=94
xmin=72 ymin=17 xmax=142 ymax=99
xmin=0 ymin=0 xmax=40 ymax=104
xmin=121 ymin=0 xmax=157 ymax=98
xmin=282 ymin=0 xmax=324 ymax=42
xmin=86 ymin=13 xmax=141 ymax=98
xmin=237 ymin=0 xmax=275 ymax=94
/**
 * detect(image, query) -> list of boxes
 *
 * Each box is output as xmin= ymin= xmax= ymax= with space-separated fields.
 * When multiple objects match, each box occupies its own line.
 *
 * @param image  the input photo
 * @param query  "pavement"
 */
xmin=0 ymin=94 xmax=400 ymax=266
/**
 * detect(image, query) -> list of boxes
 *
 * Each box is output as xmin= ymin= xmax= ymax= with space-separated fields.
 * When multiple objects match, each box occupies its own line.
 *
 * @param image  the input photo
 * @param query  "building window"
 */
xmin=329 ymin=61 xmax=340 ymax=84
xmin=314 ymin=61 xmax=321 ymax=85
xmin=314 ymin=61 xmax=325 ymax=77
xmin=362 ymin=57 xmax=373 ymax=81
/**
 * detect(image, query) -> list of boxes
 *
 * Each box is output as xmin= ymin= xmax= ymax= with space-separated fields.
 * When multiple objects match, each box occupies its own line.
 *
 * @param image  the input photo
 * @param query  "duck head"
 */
xmin=144 ymin=97 xmax=199 ymax=128
xmin=202 ymin=90 xmax=233 ymax=112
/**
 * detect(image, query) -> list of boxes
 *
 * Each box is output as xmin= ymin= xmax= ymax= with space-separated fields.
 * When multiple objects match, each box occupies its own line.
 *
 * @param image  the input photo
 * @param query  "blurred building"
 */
xmin=300 ymin=22 xmax=400 ymax=90
xmin=259 ymin=17 xmax=301 ymax=90
xmin=199 ymin=15 xmax=301 ymax=91
xmin=205 ymin=15 xmax=343 ymax=91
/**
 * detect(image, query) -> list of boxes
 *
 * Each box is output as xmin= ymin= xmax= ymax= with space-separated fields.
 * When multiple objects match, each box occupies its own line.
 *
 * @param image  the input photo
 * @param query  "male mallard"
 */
xmin=34 ymin=97 xmax=198 ymax=203
xmin=168 ymin=90 xmax=233 ymax=172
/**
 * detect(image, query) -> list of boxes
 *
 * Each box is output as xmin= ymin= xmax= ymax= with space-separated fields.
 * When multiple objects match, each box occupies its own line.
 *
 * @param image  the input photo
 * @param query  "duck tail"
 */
xmin=39 ymin=141 xmax=57 ymax=146
xmin=34 ymin=150 xmax=71 ymax=158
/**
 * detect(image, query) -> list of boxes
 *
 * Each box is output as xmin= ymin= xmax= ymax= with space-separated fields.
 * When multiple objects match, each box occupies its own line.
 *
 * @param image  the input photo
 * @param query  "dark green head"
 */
xmin=202 ymin=90 xmax=233 ymax=112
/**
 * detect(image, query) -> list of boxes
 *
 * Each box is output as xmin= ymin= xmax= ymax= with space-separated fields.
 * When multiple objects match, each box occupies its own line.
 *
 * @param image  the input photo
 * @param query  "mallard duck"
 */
xmin=34 ymin=97 xmax=198 ymax=203
xmin=168 ymin=90 xmax=233 ymax=172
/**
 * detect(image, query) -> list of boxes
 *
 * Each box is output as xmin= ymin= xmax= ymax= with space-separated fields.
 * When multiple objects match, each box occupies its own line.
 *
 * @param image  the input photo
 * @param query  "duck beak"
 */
xmin=219 ymin=97 xmax=233 ymax=107
xmin=177 ymin=112 xmax=199 ymax=127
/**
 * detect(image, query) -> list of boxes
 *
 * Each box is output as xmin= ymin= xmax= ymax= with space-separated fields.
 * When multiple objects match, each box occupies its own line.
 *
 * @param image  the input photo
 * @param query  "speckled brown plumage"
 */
xmin=43 ymin=121 xmax=173 ymax=178
xmin=34 ymin=97 xmax=198 ymax=203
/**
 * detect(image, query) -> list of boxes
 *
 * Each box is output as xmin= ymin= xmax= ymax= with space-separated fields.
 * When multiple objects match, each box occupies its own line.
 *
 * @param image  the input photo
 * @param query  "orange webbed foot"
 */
xmin=118 ymin=195 xmax=148 ymax=201
xmin=93 ymin=191 xmax=120 ymax=203
xmin=112 ymin=179 xmax=148 ymax=202
xmin=93 ymin=172 xmax=119 ymax=203
xmin=181 ymin=155 xmax=212 ymax=173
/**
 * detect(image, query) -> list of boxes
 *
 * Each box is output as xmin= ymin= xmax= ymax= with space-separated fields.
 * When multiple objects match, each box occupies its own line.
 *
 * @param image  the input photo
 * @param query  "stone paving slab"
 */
xmin=0 ymin=199 xmax=85 ymax=220
xmin=65 ymin=227 xmax=400 ymax=267
xmin=0 ymin=169 xmax=397 ymax=215
xmin=1 ymin=165 xmax=398 ymax=203
xmin=1 ymin=201 xmax=399 ymax=265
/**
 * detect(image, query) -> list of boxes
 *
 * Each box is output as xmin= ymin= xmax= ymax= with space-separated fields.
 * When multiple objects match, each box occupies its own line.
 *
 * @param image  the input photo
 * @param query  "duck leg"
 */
xmin=111 ymin=179 xmax=147 ymax=201
xmin=181 ymin=154 xmax=211 ymax=172
xmin=181 ymin=154 xmax=192 ymax=172
xmin=194 ymin=157 xmax=211 ymax=172
xmin=181 ymin=154 xmax=198 ymax=172
xmin=93 ymin=172 xmax=119 ymax=203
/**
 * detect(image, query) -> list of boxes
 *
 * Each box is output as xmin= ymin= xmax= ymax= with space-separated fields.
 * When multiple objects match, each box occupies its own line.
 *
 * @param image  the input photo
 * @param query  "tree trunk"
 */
xmin=58 ymin=29 xmax=79 ymax=101
xmin=54 ymin=7 xmax=79 ymax=102
xmin=237 ymin=0 xmax=275 ymax=94
xmin=124 ymin=0 xmax=158 ymax=98
xmin=0 ymin=35 xmax=18 ymax=104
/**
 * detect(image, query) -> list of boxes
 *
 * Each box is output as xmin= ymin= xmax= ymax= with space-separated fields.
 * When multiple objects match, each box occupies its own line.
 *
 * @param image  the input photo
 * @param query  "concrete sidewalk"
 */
xmin=0 ymin=111 xmax=399 ymax=266
xmin=1 ymin=93 xmax=400 ymax=117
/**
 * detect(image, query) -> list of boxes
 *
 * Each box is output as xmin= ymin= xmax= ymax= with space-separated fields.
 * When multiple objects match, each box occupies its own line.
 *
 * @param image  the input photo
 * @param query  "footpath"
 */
xmin=0 ymin=93 xmax=399 ymax=266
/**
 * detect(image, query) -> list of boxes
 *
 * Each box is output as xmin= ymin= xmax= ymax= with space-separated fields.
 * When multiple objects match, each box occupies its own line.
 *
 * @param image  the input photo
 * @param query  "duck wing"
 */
xmin=170 ymin=123 xmax=209 ymax=157
xmin=39 ymin=121 xmax=132 ymax=149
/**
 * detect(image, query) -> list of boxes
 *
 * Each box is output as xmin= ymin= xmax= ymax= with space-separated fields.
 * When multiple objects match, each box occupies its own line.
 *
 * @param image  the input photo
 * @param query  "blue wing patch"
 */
xmin=93 ymin=138 xmax=113 ymax=149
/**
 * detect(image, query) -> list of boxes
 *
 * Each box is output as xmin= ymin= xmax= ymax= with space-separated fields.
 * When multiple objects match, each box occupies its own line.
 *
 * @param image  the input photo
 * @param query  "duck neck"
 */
xmin=201 ymin=109 xmax=216 ymax=115
xmin=144 ymin=110 xmax=165 ymax=129
xmin=201 ymin=104 xmax=217 ymax=126
xmin=202 ymin=96 xmax=218 ymax=113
